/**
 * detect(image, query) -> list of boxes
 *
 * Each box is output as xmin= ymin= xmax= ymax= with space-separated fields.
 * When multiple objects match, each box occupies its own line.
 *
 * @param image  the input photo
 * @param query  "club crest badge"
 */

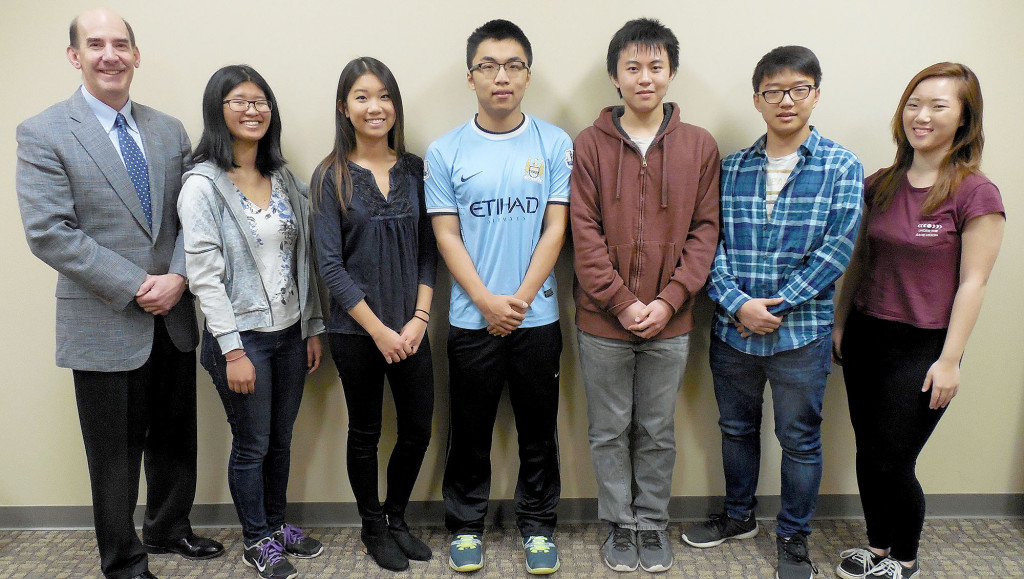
xmin=523 ymin=157 xmax=544 ymax=183
xmin=564 ymin=148 xmax=573 ymax=169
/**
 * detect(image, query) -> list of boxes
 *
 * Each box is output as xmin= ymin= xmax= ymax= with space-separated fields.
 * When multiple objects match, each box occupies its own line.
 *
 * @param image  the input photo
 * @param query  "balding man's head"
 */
xmin=69 ymin=8 xmax=135 ymax=49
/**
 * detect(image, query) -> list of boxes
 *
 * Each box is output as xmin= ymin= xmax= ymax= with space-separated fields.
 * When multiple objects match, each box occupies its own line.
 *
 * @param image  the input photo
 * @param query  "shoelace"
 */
xmin=259 ymin=538 xmax=286 ymax=567
xmin=839 ymin=548 xmax=876 ymax=571
xmin=869 ymin=558 xmax=910 ymax=578
xmin=639 ymin=531 xmax=664 ymax=550
xmin=279 ymin=523 xmax=304 ymax=545
xmin=704 ymin=513 xmax=729 ymax=533
xmin=452 ymin=534 xmax=480 ymax=551
xmin=610 ymin=528 xmax=634 ymax=552
xmin=525 ymin=536 xmax=552 ymax=553
xmin=780 ymin=538 xmax=819 ymax=574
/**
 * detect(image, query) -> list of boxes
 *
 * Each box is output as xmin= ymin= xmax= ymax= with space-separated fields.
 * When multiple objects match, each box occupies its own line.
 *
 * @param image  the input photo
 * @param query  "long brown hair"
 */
xmin=310 ymin=57 xmax=406 ymax=214
xmin=871 ymin=62 xmax=984 ymax=214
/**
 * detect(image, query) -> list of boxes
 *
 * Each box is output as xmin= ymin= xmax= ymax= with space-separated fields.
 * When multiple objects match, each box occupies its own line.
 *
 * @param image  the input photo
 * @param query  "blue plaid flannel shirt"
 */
xmin=709 ymin=127 xmax=863 ymax=356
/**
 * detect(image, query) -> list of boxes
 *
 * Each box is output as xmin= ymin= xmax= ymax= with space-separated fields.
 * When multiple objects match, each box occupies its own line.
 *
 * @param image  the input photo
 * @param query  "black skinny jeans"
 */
xmin=841 ymin=308 xmax=948 ymax=561
xmin=329 ymin=332 xmax=434 ymax=523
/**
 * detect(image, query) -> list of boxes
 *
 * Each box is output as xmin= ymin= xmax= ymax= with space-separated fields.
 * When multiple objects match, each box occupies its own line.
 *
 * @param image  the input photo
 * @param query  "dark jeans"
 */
xmin=709 ymin=335 xmax=831 ymax=538
xmin=201 ymin=323 xmax=307 ymax=545
xmin=842 ymin=308 xmax=948 ymax=561
xmin=442 ymin=322 xmax=562 ymax=538
xmin=329 ymin=332 xmax=434 ymax=523
xmin=73 ymin=316 xmax=197 ymax=579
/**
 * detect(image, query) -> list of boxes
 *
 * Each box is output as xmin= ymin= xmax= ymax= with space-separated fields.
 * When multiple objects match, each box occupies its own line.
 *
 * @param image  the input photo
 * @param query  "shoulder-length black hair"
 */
xmin=310 ymin=57 xmax=406 ymax=213
xmin=192 ymin=64 xmax=286 ymax=176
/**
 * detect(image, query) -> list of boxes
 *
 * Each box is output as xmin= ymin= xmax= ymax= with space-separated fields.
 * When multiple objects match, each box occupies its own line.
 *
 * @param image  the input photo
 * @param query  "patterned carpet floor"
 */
xmin=1 ymin=518 xmax=1022 ymax=578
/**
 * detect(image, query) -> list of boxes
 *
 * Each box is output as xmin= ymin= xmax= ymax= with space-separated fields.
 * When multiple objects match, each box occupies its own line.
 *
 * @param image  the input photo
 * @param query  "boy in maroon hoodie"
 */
xmin=569 ymin=17 xmax=720 ymax=574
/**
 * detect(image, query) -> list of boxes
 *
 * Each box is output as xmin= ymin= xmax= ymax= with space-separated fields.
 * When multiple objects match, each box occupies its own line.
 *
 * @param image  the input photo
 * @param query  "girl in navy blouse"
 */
xmin=310 ymin=57 xmax=437 ymax=572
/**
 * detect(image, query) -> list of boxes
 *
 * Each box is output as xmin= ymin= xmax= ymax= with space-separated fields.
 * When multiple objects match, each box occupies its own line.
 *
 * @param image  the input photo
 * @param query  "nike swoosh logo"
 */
xmin=461 ymin=171 xmax=483 ymax=182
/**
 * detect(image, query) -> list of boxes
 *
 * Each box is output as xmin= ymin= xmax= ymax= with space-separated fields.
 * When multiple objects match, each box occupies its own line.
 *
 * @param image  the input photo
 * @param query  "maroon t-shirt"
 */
xmin=854 ymin=171 xmax=1004 ymax=329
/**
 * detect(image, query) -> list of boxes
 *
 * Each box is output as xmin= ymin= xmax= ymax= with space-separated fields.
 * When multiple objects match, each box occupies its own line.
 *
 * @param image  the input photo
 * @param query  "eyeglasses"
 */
xmin=757 ymin=85 xmax=817 ymax=104
xmin=468 ymin=59 xmax=530 ymax=79
xmin=222 ymin=98 xmax=273 ymax=113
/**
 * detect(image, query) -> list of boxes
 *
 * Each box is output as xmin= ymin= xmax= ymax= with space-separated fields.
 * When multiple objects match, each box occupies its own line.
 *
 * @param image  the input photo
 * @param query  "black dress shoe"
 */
xmin=144 ymin=533 xmax=225 ymax=560
xmin=129 ymin=572 xmax=158 ymax=579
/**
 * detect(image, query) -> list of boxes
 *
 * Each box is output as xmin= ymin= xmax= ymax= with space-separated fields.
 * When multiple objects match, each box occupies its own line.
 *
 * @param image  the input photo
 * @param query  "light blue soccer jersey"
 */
xmin=425 ymin=115 xmax=573 ymax=330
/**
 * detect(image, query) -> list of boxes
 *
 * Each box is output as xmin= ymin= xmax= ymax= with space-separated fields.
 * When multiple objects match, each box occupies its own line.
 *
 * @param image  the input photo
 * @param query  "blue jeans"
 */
xmin=709 ymin=335 xmax=831 ymax=537
xmin=200 ymin=323 xmax=307 ymax=545
xmin=578 ymin=330 xmax=689 ymax=531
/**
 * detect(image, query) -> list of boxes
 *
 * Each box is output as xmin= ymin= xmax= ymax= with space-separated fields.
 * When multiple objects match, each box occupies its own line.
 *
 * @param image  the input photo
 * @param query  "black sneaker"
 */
xmin=681 ymin=513 xmax=758 ymax=548
xmin=273 ymin=523 xmax=323 ymax=558
xmin=868 ymin=557 xmax=919 ymax=579
xmin=776 ymin=534 xmax=818 ymax=579
xmin=836 ymin=547 xmax=884 ymax=579
xmin=242 ymin=537 xmax=297 ymax=579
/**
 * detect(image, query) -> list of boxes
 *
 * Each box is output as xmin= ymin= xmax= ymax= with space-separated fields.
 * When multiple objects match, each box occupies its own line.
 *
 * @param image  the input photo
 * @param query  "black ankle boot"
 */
xmin=387 ymin=515 xmax=432 ymax=561
xmin=361 ymin=518 xmax=409 ymax=571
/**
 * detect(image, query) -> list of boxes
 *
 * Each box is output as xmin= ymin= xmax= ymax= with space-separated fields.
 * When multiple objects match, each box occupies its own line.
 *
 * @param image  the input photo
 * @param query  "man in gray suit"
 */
xmin=16 ymin=8 xmax=223 ymax=579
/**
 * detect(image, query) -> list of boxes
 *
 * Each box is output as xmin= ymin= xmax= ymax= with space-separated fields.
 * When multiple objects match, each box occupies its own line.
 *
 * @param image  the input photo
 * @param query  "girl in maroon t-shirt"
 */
xmin=832 ymin=63 xmax=1005 ymax=579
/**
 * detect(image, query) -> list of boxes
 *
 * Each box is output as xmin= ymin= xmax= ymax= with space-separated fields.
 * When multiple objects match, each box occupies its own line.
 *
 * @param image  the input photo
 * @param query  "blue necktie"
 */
xmin=115 ymin=113 xmax=152 ymax=229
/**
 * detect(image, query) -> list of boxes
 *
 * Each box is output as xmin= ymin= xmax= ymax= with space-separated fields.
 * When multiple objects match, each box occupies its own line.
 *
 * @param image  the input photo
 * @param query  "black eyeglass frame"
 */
xmin=222 ymin=99 xmax=273 ymax=113
xmin=468 ymin=59 xmax=531 ymax=77
xmin=757 ymin=84 xmax=817 ymax=104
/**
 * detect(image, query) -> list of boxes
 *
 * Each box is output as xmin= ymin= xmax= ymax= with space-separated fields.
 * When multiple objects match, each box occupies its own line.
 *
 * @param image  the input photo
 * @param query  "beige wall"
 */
xmin=2 ymin=0 xmax=1022 ymax=510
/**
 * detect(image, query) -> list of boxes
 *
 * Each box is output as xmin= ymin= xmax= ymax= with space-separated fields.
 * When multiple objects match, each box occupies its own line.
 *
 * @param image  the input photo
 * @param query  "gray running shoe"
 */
xmin=776 ymin=534 xmax=818 ymax=579
xmin=637 ymin=529 xmax=673 ymax=573
xmin=600 ymin=525 xmax=638 ymax=572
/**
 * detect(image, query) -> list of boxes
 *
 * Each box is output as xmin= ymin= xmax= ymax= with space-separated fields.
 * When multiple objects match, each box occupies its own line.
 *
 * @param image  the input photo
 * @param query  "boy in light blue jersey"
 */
xmin=425 ymin=19 xmax=571 ymax=576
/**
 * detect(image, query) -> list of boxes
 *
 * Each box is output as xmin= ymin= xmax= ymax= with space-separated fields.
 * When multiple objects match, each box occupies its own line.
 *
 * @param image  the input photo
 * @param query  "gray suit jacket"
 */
xmin=16 ymin=89 xmax=199 ymax=372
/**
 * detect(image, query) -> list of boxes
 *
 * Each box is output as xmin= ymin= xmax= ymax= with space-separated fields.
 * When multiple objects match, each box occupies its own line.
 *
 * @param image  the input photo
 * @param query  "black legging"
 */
xmin=329 ymin=332 xmax=434 ymax=524
xmin=841 ymin=308 xmax=948 ymax=562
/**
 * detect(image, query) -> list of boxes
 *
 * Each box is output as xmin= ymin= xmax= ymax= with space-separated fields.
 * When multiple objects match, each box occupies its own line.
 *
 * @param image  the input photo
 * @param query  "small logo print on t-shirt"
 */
xmin=544 ymin=288 xmax=554 ymax=298
xmin=916 ymin=222 xmax=943 ymax=238
xmin=523 ymin=157 xmax=545 ymax=183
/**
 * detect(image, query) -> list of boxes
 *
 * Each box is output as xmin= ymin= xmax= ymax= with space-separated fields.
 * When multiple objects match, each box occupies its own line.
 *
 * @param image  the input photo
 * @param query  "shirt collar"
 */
xmin=80 ymin=85 xmax=139 ymax=134
xmin=752 ymin=126 xmax=820 ymax=158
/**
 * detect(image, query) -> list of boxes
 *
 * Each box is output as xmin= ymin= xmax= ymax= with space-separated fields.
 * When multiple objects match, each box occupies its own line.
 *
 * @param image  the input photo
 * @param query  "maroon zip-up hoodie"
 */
xmin=570 ymin=103 xmax=720 ymax=341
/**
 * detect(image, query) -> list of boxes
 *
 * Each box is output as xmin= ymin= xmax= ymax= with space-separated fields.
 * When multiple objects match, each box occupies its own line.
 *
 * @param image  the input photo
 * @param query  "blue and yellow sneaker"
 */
xmin=449 ymin=534 xmax=484 ymax=572
xmin=524 ymin=535 xmax=560 ymax=575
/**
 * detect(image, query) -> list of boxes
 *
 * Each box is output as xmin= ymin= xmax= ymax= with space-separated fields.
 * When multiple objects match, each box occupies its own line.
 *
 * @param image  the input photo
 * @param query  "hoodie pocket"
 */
xmin=608 ymin=244 xmax=633 ymax=284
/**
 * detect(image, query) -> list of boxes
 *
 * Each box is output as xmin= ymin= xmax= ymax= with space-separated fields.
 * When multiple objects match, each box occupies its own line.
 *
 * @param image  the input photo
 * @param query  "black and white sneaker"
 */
xmin=836 ymin=547 xmax=884 ymax=579
xmin=868 ymin=557 xmax=919 ymax=579
xmin=242 ymin=537 xmax=297 ymax=579
xmin=681 ymin=513 xmax=758 ymax=548
xmin=273 ymin=523 xmax=323 ymax=558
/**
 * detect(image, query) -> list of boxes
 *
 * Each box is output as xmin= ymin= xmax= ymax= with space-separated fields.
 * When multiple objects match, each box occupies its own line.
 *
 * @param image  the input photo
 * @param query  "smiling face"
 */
xmin=902 ymin=76 xmax=964 ymax=158
xmin=612 ymin=43 xmax=674 ymax=116
xmin=342 ymin=72 xmax=395 ymax=145
xmin=66 ymin=8 xmax=140 ymax=110
xmin=467 ymin=38 xmax=531 ymax=129
xmin=753 ymin=68 xmax=819 ymax=144
xmin=223 ymin=81 xmax=270 ymax=145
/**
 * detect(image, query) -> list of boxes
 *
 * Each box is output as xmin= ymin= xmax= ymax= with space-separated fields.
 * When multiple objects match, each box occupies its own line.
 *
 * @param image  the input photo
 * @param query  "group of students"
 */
xmin=16 ymin=8 xmax=1005 ymax=579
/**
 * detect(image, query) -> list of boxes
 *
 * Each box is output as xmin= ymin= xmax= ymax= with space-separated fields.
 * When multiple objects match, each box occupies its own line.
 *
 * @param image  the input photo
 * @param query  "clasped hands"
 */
xmin=733 ymin=297 xmax=785 ymax=338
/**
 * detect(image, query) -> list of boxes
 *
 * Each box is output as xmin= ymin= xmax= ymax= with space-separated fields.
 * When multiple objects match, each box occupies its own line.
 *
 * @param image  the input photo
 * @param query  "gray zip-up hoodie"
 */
xmin=178 ymin=160 xmax=325 ymax=353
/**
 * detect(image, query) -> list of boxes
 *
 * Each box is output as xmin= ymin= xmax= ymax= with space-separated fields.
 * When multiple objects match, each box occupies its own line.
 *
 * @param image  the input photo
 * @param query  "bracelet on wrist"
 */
xmin=414 ymin=314 xmax=429 ymax=324
xmin=225 ymin=351 xmax=247 ymax=363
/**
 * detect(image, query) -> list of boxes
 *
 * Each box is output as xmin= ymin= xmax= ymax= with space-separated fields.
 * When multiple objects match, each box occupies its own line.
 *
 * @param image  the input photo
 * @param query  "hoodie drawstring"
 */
xmin=615 ymin=139 xmax=624 ymax=200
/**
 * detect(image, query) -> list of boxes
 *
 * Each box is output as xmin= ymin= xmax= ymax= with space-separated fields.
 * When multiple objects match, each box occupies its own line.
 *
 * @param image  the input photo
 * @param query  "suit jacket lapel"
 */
xmin=135 ymin=104 xmax=165 ymax=242
xmin=68 ymin=91 xmax=153 ymax=238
